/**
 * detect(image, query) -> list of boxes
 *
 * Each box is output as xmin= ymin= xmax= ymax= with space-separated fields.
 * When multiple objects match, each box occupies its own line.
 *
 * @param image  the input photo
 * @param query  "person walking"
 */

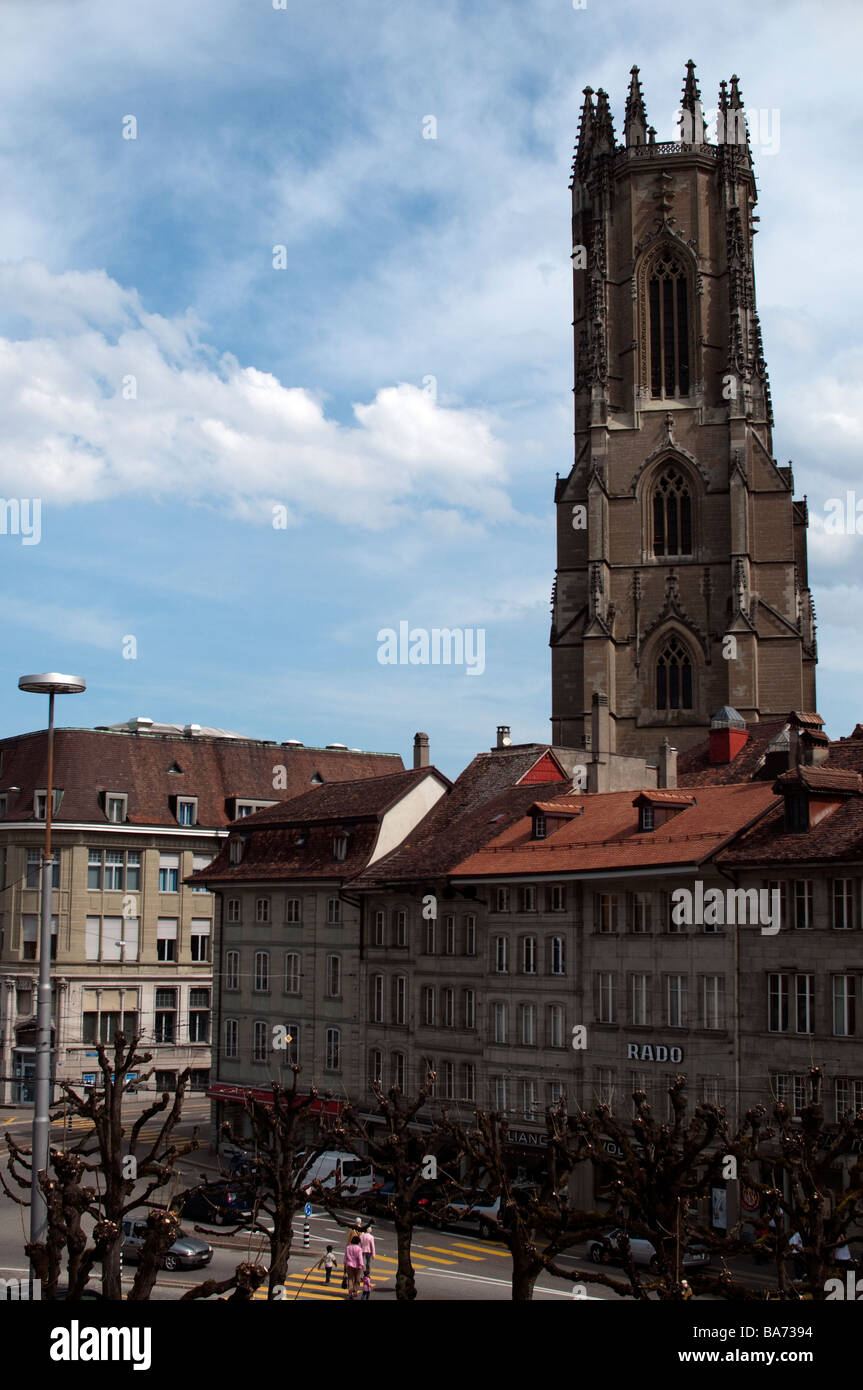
xmin=359 ymin=1223 xmax=376 ymax=1275
xmin=344 ymin=1233 xmax=364 ymax=1299
xmin=323 ymin=1245 xmax=337 ymax=1285
xmin=361 ymin=1272 xmax=371 ymax=1301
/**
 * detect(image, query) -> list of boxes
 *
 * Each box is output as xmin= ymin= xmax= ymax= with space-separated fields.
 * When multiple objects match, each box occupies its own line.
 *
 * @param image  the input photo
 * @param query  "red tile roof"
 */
xmin=449 ymin=782 xmax=778 ymax=878
xmin=225 ymin=766 xmax=446 ymax=828
xmin=774 ymin=766 xmax=862 ymax=795
xmin=0 ymin=728 xmax=402 ymax=829
xmin=677 ymin=718 xmax=789 ymax=786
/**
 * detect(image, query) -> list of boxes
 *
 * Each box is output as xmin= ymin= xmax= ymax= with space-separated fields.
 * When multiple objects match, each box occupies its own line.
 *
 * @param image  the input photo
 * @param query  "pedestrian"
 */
xmin=323 ymin=1244 xmax=337 ymax=1285
xmin=361 ymin=1272 xmax=371 ymax=1301
xmin=359 ymin=1222 xmax=376 ymax=1275
xmin=344 ymin=1233 xmax=364 ymax=1299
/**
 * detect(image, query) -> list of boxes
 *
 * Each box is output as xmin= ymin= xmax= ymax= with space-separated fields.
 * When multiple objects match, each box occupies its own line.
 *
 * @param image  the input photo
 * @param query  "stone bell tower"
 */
xmin=549 ymin=63 xmax=817 ymax=759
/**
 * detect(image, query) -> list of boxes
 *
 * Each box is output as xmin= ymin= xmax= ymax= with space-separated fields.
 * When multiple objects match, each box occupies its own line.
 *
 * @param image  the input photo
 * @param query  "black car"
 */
xmin=176 ymin=1182 xmax=255 ymax=1227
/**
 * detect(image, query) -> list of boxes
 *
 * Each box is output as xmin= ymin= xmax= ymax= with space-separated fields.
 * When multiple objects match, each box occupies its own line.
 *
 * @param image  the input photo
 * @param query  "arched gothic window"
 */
xmin=653 ymin=466 xmax=692 ymax=557
xmin=648 ymin=251 xmax=690 ymax=398
xmin=656 ymin=635 xmax=693 ymax=710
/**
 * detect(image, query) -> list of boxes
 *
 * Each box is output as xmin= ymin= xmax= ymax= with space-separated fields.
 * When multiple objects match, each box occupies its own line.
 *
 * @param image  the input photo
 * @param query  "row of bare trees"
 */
xmin=4 ymin=1036 xmax=863 ymax=1301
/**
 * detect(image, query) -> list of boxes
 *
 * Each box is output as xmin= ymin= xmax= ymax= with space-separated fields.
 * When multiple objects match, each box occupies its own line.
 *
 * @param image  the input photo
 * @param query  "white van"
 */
xmin=299 ymin=1150 xmax=379 ymax=1194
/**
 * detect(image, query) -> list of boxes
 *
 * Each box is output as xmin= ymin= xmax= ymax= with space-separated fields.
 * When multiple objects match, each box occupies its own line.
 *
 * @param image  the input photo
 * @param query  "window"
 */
xmin=177 ymin=797 xmax=197 ymax=826
xmin=282 ymin=1022 xmax=299 ymax=1066
xmin=333 ymin=834 xmax=348 ymax=861
xmin=158 ymin=855 xmax=179 ymax=894
xmin=154 ymin=1070 xmax=177 ymax=1091
xmin=648 ymin=253 xmax=690 ymax=399
xmin=254 ymin=951 xmax=270 ymax=993
xmin=422 ymin=986 xmax=436 ymax=1026
xmin=393 ymin=975 xmax=407 ymax=1025
xmin=34 ymin=789 xmax=63 ymax=819
xmin=771 ymin=1072 xmax=807 ymax=1118
xmin=461 ymin=1063 xmax=476 ymax=1102
xmin=189 ymin=988 xmax=210 ymax=1043
xmin=494 ymin=887 xmax=510 ymax=913
xmin=371 ymin=974 xmax=384 ymax=1023
xmin=796 ymin=975 xmax=815 ymax=1035
xmin=190 ymin=919 xmax=211 ymax=962
xmin=769 ymin=973 xmax=814 ymax=1034
xmin=104 ymin=850 xmax=124 ymax=891
xmin=26 ymin=850 xmax=61 ymax=890
xmin=442 ymin=987 xmax=454 ymax=1028
xmin=394 ymin=910 xmax=407 ymax=947
xmin=191 ymin=854 xmax=213 ymax=891
xmin=425 ymin=917 xmax=435 ymax=955
xmin=787 ymin=794 xmax=809 ymax=832
xmin=22 ymin=914 xmax=58 ymax=960
xmin=226 ymin=898 xmax=240 ymax=924
xmin=106 ymin=794 xmax=127 ymax=823
xmin=493 ymin=1076 xmax=508 ymax=1112
xmin=835 ymin=1078 xmax=863 ymax=1122
xmin=225 ymin=951 xmax=240 ymax=991
xmin=549 ymin=1003 xmax=564 ymax=1049
xmin=225 ymin=1018 xmax=239 ymax=1059
xmin=327 ymin=898 xmax=341 ymax=925
xmin=700 ymin=1076 xmax=723 ymax=1108
xmin=286 ymin=898 xmax=301 ymax=924
xmin=522 ymin=1079 xmax=539 ymax=1118
xmin=444 ymin=915 xmax=455 ymax=955
xmin=521 ymin=886 xmax=537 ymax=912
xmin=666 ymin=890 xmax=686 ymax=934
xmin=441 ymin=1061 xmax=455 ymax=1100
xmin=88 ymin=848 xmax=137 ymax=891
xmin=255 ymin=897 xmax=271 ymax=924
xmin=391 ymin=1050 xmax=404 ymax=1089
xmin=494 ymin=936 xmax=509 ymax=973
xmin=254 ymin=1021 xmax=268 ymax=1063
xmin=155 ymin=988 xmax=177 ymax=1044
xmin=630 ymin=973 xmax=649 ymax=1027
xmin=551 ymin=884 xmax=565 ymax=912
xmin=284 ymin=953 xmax=301 ymax=994
xmin=493 ymin=1003 xmax=508 ymax=1044
xmin=594 ymin=1068 xmax=616 ymax=1110
xmin=701 ymin=975 xmax=724 ymax=1031
xmin=597 ymin=893 xmax=618 ymax=933
xmin=126 ymin=850 xmax=141 ymax=891
xmin=666 ymin=975 xmax=687 ymax=1029
xmin=597 ymin=972 xmax=615 ymax=1024
xmin=833 ymin=880 xmax=855 ymax=930
xmin=833 ymin=975 xmax=856 ymax=1036
xmin=88 ymin=849 xmax=103 ymax=890
xmin=656 ymin=634 xmax=693 ymax=710
xmin=522 ymin=937 xmax=536 ymax=974
xmin=533 ymin=813 xmax=546 ymax=840
xmin=156 ymin=919 xmax=178 ymax=963
xmin=465 ymin=915 xmax=476 ymax=956
xmin=369 ymin=1049 xmax=383 ymax=1088
xmin=549 ymin=1080 xmax=565 ymax=1107
xmin=82 ymin=1006 xmax=138 ymax=1044
xmin=550 ymin=936 xmax=566 ymax=975
xmin=326 ymin=954 xmax=341 ymax=998
xmin=374 ymin=910 xmax=385 ymax=946
xmin=521 ymin=1003 xmax=537 ymax=1046
xmin=229 ymin=839 xmax=243 ymax=865
xmin=639 ymin=805 xmax=655 ymax=833
xmin=463 ymin=989 xmax=476 ymax=1030
xmin=794 ymin=880 xmax=814 ymax=930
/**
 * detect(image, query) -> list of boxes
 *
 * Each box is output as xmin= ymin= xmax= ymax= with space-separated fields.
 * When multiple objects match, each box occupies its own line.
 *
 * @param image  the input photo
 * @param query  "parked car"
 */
xmin=121 ymin=1218 xmax=213 ymax=1271
xmin=175 ymin=1182 xmax=255 ymax=1227
xmin=439 ymin=1190 xmax=503 ymax=1240
xmin=299 ymin=1150 xmax=381 ymax=1194
xmin=586 ymin=1228 xmax=710 ymax=1269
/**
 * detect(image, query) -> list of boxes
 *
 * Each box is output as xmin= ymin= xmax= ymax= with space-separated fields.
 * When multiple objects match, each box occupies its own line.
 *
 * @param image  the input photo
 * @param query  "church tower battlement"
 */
xmin=550 ymin=62 xmax=817 ymax=759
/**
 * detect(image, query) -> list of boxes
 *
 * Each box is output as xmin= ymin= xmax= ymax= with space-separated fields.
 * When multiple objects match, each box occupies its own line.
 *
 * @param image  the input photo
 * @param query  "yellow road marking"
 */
xmin=419 ymin=1245 xmax=485 ymax=1261
xmin=451 ymin=1241 xmax=509 ymax=1258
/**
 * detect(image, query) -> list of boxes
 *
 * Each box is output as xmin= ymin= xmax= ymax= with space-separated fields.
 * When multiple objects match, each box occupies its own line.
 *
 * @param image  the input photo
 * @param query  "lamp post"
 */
xmin=18 ymin=672 xmax=86 ymax=1259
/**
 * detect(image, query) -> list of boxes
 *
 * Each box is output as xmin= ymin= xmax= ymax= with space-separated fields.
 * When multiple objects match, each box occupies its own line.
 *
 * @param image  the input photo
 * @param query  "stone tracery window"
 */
xmin=652 ymin=466 xmax=692 ymax=557
xmin=656 ymin=635 xmax=693 ymax=710
xmin=648 ymin=251 xmax=690 ymax=398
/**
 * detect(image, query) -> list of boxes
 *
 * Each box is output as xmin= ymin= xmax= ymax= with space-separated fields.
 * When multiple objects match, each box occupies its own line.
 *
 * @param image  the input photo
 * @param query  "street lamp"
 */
xmin=18 ymin=672 xmax=86 ymax=1260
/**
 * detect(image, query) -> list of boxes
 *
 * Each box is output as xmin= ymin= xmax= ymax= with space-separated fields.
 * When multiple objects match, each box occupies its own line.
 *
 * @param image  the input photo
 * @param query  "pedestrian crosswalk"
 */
xmin=249 ymin=1238 xmax=507 ymax=1300
xmin=49 ymin=1116 xmax=174 ymax=1143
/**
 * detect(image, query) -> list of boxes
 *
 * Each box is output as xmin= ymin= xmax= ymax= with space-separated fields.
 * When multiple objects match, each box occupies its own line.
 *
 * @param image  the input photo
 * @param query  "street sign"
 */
xmin=304 ymin=1202 xmax=312 ymax=1217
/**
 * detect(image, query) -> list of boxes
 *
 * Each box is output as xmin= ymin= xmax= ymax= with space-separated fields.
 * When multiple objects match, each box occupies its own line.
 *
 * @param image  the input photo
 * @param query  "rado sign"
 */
xmin=627 ymin=1042 xmax=683 ymax=1063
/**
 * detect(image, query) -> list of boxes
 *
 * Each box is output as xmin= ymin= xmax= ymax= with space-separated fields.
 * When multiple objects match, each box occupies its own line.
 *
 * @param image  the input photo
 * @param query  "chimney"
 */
xmin=591 ymin=693 xmax=611 ymax=755
xmin=709 ymin=706 xmax=748 ymax=764
xmin=658 ymin=739 xmax=678 ymax=788
xmin=413 ymin=732 xmax=430 ymax=768
xmin=496 ymin=726 xmax=511 ymax=750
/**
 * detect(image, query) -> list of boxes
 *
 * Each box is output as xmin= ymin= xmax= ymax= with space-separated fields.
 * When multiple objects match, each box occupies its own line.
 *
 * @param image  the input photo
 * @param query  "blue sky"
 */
xmin=1 ymin=0 xmax=861 ymax=779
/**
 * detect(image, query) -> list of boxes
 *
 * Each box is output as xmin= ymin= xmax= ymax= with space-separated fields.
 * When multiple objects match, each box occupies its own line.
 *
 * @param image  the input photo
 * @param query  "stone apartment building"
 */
xmin=0 ymin=718 xmax=402 ymax=1104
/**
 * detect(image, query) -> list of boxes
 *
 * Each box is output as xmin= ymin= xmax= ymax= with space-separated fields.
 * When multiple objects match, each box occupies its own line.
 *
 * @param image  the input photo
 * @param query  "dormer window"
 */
xmin=177 ymin=796 xmax=198 ymax=826
xmin=639 ymin=805 xmax=655 ymax=832
xmin=532 ymin=813 xmax=547 ymax=840
xmin=34 ymin=789 xmax=63 ymax=820
xmin=228 ymin=839 xmax=244 ymax=865
xmin=310 ymin=772 xmax=324 ymax=786
xmin=334 ymin=834 xmax=348 ymax=861
xmin=105 ymin=793 xmax=128 ymax=824
xmin=786 ymin=793 xmax=809 ymax=832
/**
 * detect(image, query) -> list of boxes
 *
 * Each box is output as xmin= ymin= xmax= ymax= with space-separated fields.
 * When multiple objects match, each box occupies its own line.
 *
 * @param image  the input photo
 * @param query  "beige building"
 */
xmin=0 ymin=718 xmax=402 ymax=1104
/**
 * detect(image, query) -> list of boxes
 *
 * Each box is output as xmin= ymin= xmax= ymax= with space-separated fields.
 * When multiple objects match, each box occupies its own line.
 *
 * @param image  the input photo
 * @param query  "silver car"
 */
xmin=121 ymin=1218 xmax=214 ymax=1271
xmin=587 ymin=1227 xmax=709 ymax=1269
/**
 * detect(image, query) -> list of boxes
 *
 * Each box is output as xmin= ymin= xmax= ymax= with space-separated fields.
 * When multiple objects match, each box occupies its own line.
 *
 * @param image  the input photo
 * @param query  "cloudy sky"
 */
xmin=1 ymin=0 xmax=860 ymax=778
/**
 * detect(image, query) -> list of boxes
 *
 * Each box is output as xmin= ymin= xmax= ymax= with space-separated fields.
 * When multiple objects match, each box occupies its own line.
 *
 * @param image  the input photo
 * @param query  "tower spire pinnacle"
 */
xmin=624 ymin=65 xmax=648 ymax=147
xmin=574 ymin=86 xmax=596 ymax=175
xmin=593 ymin=88 xmax=616 ymax=152
xmin=679 ymin=58 xmax=707 ymax=144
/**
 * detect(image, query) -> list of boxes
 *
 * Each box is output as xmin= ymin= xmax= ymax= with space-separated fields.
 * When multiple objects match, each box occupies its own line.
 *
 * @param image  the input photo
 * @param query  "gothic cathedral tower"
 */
xmin=550 ymin=64 xmax=817 ymax=759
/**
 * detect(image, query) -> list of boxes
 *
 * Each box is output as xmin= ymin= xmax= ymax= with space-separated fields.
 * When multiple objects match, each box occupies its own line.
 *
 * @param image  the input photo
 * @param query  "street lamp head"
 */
xmin=18 ymin=673 xmax=86 ymax=696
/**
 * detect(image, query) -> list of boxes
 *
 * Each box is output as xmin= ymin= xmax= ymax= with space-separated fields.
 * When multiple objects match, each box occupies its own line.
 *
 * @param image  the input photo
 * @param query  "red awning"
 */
xmin=207 ymin=1082 xmax=342 ymax=1114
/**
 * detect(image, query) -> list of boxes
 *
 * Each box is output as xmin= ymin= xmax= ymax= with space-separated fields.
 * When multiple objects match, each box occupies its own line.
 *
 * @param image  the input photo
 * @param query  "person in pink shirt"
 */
xmin=359 ymin=1223 xmax=376 ymax=1274
xmin=344 ymin=1233 xmax=364 ymax=1299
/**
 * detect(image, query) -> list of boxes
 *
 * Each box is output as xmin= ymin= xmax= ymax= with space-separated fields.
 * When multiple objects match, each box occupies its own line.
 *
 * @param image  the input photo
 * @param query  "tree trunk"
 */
xmin=394 ymin=1215 xmax=417 ymax=1300
xmin=511 ymin=1249 xmax=539 ymax=1301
